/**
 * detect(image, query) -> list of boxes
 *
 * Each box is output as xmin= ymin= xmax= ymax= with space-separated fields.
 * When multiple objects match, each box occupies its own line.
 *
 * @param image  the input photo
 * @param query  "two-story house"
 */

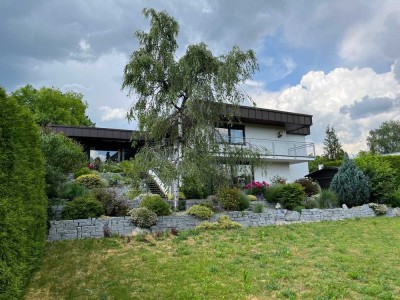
xmin=49 ymin=105 xmax=314 ymax=185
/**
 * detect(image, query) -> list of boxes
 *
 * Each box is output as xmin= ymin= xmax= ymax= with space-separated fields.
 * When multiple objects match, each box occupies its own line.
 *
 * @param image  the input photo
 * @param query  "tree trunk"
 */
xmin=173 ymin=114 xmax=183 ymax=210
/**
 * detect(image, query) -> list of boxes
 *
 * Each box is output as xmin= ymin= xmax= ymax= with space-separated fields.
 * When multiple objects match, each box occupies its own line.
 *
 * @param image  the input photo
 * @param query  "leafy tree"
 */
xmin=330 ymin=153 xmax=370 ymax=207
xmin=0 ymin=87 xmax=47 ymax=299
xmin=323 ymin=125 xmax=344 ymax=160
xmin=354 ymin=152 xmax=396 ymax=204
xmin=40 ymin=130 xmax=87 ymax=197
xmin=367 ymin=121 xmax=400 ymax=154
xmin=11 ymin=84 xmax=94 ymax=126
xmin=122 ymin=8 xmax=266 ymax=208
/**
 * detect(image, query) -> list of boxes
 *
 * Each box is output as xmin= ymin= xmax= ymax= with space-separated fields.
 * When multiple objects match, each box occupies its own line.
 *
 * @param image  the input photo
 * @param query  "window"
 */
xmin=216 ymin=125 xmax=245 ymax=144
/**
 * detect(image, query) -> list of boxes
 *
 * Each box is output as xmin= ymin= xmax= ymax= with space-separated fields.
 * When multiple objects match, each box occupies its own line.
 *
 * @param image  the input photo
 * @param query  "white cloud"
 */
xmin=251 ymin=64 xmax=400 ymax=155
xmin=99 ymin=106 xmax=127 ymax=121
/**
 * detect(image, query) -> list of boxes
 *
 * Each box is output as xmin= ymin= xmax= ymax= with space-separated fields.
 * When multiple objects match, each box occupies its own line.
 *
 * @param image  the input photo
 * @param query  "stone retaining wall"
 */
xmin=47 ymin=205 xmax=400 ymax=241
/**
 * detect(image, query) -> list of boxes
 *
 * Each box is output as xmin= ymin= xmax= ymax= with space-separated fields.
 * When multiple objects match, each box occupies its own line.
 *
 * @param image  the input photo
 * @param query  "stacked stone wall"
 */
xmin=48 ymin=205 xmax=400 ymax=241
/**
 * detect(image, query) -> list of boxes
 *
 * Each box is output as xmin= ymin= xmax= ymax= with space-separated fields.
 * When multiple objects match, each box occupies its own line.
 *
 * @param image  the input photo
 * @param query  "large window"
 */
xmin=216 ymin=125 xmax=245 ymax=144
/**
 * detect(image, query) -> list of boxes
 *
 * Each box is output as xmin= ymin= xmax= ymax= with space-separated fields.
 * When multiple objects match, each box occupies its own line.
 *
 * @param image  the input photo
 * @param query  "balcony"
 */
xmin=221 ymin=137 xmax=315 ymax=163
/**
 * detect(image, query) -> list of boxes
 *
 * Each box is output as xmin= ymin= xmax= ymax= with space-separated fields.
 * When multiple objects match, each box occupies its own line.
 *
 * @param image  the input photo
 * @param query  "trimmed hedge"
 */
xmin=0 ymin=88 xmax=47 ymax=299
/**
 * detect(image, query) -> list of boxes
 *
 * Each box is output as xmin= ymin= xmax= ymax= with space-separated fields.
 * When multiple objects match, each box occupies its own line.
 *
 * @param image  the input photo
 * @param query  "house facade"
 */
xmin=49 ymin=105 xmax=314 ymax=184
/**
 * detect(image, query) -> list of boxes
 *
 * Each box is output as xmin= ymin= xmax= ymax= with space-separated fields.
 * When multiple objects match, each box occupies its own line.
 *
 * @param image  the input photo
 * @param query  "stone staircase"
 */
xmin=140 ymin=172 xmax=166 ymax=198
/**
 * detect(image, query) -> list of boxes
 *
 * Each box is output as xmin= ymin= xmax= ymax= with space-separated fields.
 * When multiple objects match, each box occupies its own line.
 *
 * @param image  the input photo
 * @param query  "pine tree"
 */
xmin=323 ymin=125 xmax=344 ymax=160
xmin=330 ymin=153 xmax=370 ymax=207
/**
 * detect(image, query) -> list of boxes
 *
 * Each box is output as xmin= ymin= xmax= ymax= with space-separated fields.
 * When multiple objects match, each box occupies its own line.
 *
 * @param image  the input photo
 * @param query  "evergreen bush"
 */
xmin=263 ymin=184 xmax=282 ymax=202
xmin=60 ymin=181 xmax=90 ymax=200
xmin=129 ymin=208 xmax=158 ymax=228
xmin=275 ymin=183 xmax=305 ymax=210
xmin=187 ymin=205 xmax=214 ymax=219
xmin=140 ymin=194 xmax=171 ymax=216
xmin=216 ymin=187 xmax=241 ymax=211
xmin=76 ymin=174 xmax=103 ymax=189
xmin=238 ymin=192 xmax=250 ymax=210
xmin=61 ymin=196 xmax=104 ymax=220
xmin=330 ymin=154 xmax=370 ymax=207
xmin=0 ymin=89 xmax=47 ymax=299
xmin=318 ymin=189 xmax=339 ymax=208
xmin=73 ymin=167 xmax=92 ymax=179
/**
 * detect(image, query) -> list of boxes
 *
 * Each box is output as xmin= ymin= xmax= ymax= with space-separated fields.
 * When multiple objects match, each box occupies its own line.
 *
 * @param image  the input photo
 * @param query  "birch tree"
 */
xmin=122 ymin=8 xmax=266 ymax=209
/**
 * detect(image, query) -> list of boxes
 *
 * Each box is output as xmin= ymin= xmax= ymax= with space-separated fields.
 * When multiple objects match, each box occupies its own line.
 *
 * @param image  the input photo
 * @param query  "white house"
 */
xmin=49 ymin=105 xmax=314 ymax=186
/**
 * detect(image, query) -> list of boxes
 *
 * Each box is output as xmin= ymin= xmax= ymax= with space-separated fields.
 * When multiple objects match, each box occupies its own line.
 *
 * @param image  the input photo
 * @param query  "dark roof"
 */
xmin=305 ymin=167 xmax=339 ymax=177
xmin=48 ymin=125 xmax=139 ymax=140
xmin=49 ymin=104 xmax=313 ymax=140
xmin=224 ymin=104 xmax=312 ymax=135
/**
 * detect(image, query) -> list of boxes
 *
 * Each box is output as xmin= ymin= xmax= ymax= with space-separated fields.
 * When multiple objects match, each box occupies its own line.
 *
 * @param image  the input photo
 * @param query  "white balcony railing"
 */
xmin=226 ymin=137 xmax=315 ymax=159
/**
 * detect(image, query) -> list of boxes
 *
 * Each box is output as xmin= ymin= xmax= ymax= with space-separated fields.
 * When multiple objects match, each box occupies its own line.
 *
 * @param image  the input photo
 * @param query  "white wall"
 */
xmin=254 ymin=161 xmax=310 ymax=183
xmin=244 ymin=123 xmax=307 ymax=143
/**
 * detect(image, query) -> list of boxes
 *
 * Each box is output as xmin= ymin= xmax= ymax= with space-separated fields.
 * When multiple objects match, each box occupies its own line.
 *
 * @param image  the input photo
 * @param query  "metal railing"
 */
xmin=231 ymin=137 xmax=315 ymax=159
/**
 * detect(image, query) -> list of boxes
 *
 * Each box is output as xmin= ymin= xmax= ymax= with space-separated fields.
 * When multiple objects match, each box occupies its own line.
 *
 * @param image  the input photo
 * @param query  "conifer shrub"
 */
xmin=275 ymin=183 xmax=306 ymax=210
xmin=216 ymin=187 xmax=241 ymax=211
xmin=60 ymin=181 xmax=90 ymax=200
xmin=196 ymin=215 xmax=242 ymax=230
xmin=73 ymin=167 xmax=92 ymax=179
xmin=330 ymin=154 xmax=370 ymax=207
xmin=61 ymin=195 xmax=104 ymax=220
xmin=0 ymin=89 xmax=47 ymax=299
xmin=129 ymin=208 xmax=158 ymax=228
xmin=238 ymin=192 xmax=250 ymax=210
xmin=263 ymin=184 xmax=282 ymax=202
xmin=295 ymin=177 xmax=321 ymax=196
xmin=247 ymin=195 xmax=258 ymax=201
xmin=187 ymin=205 xmax=214 ymax=219
xmin=140 ymin=194 xmax=171 ymax=216
xmin=76 ymin=173 xmax=103 ymax=189
xmin=318 ymin=189 xmax=339 ymax=208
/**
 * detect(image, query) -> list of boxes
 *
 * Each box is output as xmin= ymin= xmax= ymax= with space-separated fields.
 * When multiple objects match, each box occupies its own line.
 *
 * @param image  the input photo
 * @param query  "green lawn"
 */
xmin=25 ymin=218 xmax=400 ymax=300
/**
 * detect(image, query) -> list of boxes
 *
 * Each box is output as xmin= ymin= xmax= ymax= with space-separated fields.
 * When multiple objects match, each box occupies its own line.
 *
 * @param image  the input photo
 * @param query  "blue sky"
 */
xmin=1 ymin=0 xmax=400 ymax=154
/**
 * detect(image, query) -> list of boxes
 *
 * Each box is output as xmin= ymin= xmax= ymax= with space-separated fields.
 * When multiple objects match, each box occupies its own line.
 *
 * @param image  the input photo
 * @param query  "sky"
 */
xmin=1 ymin=0 xmax=400 ymax=155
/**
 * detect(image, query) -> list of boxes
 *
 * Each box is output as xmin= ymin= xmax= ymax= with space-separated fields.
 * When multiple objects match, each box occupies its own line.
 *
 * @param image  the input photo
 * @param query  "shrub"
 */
xmin=76 ymin=174 xmax=103 ymax=189
xmin=74 ymin=167 xmax=92 ymax=179
xmin=106 ymin=174 xmax=123 ymax=187
xmin=369 ymin=203 xmax=388 ymax=216
xmin=330 ymin=154 xmax=370 ymax=207
xmin=253 ymin=203 xmax=263 ymax=213
xmin=239 ymin=192 xmax=250 ymax=210
xmin=60 ymin=181 xmax=90 ymax=200
xmin=355 ymin=152 xmax=397 ymax=204
xmin=61 ymin=195 xmax=104 ymax=220
xmin=92 ymin=189 xmax=129 ymax=217
xmin=199 ymin=199 xmax=215 ymax=211
xmin=293 ymin=205 xmax=305 ymax=213
xmin=247 ymin=195 xmax=258 ymax=201
xmin=381 ymin=155 xmax=400 ymax=188
xmin=388 ymin=188 xmax=400 ymax=207
xmin=124 ymin=189 xmax=141 ymax=199
xmin=187 ymin=205 xmax=214 ymax=219
xmin=302 ymin=196 xmax=319 ymax=209
xmin=99 ymin=162 xmax=123 ymax=173
xmin=140 ymin=194 xmax=171 ymax=216
xmin=275 ymin=183 xmax=305 ymax=210
xmin=181 ymin=175 xmax=208 ymax=199
xmin=244 ymin=181 xmax=269 ymax=195
xmin=318 ymin=189 xmax=339 ymax=208
xmin=263 ymin=184 xmax=282 ymax=203
xmin=167 ymin=192 xmax=186 ymax=200
xmin=216 ymin=187 xmax=241 ymax=211
xmin=129 ymin=208 xmax=158 ymax=228
xmin=0 ymin=90 xmax=47 ymax=299
xmin=196 ymin=215 xmax=242 ymax=230
xmin=177 ymin=199 xmax=187 ymax=211
xmin=295 ymin=178 xmax=321 ymax=196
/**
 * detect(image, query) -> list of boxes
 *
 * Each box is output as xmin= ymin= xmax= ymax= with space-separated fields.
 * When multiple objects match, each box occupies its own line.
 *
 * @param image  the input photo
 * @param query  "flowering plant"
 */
xmin=244 ymin=181 xmax=269 ymax=195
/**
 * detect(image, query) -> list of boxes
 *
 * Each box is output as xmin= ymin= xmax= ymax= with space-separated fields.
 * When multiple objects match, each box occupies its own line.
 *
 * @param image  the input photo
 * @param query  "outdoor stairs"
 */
xmin=140 ymin=172 xmax=166 ymax=198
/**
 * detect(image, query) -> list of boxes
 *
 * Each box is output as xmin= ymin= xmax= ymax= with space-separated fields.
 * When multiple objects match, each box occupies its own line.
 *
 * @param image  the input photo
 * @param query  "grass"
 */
xmin=25 ymin=218 xmax=400 ymax=299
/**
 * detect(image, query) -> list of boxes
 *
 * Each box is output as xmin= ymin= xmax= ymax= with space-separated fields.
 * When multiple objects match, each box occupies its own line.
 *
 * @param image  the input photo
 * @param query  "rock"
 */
xmin=131 ymin=227 xmax=151 ymax=236
xmin=392 ymin=207 xmax=400 ymax=217
xmin=275 ymin=203 xmax=282 ymax=209
xmin=342 ymin=204 xmax=348 ymax=209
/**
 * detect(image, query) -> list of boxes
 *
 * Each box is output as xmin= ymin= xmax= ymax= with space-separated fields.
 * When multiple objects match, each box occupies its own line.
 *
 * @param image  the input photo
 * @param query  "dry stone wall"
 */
xmin=47 ymin=205 xmax=400 ymax=241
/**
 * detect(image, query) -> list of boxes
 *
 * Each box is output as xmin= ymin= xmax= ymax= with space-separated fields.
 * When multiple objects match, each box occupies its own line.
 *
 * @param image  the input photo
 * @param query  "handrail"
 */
xmin=148 ymin=169 xmax=170 ymax=195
